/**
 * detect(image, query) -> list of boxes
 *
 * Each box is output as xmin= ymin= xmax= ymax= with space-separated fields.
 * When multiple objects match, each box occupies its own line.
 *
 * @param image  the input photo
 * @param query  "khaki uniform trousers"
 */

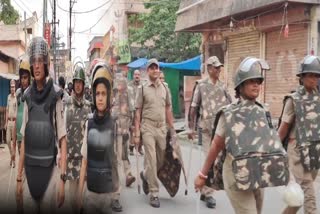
xmin=83 ymin=187 xmax=112 ymax=214
xmin=282 ymin=140 xmax=318 ymax=214
xmin=223 ymin=154 xmax=264 ymax=214
xmin=115 ymin=134 xmax=132 ymax=177
xmin=112 ymin=146 xmax=121 ymax=201
xmin=23 ymin=166 xmax=59 ymax=214
xmin=6 ymin=120 xmax=16 ymax=157
xmin=141 ymin=121 xmax=167 ymax=197
xmin=201 ymin=131 xmax=214 ymax=197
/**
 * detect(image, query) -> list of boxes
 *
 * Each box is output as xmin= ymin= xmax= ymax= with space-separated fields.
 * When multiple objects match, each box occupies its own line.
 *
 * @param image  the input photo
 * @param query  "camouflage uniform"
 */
xmin=128 ymin=80 xmax=141 ymax=149
xmin=65 ymin=95 xmax=91 ymax=212
xmin=215 ymin=99 xmax=289 ymax=214
xmin=113 ymin=77 xmax=135 ymax=178
xmin=127 ymin=80 xmax=141 ymax=103
xmin=281 ymin=85 xmax=320 ymax=214
xmin=190 ymin=78 xmax=231 ymax=197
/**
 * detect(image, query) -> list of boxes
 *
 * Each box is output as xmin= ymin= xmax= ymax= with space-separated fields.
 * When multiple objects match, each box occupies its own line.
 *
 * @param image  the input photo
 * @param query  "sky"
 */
xmin=11 ymin=0 xmax=116 ymax=61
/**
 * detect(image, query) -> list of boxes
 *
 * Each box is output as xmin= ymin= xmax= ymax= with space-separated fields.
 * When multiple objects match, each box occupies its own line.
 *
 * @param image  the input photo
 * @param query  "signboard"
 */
xmin=44 ymin=23 xmax=51 ymax=47
xmin=116 ymin=40 xmax=131 ymax=64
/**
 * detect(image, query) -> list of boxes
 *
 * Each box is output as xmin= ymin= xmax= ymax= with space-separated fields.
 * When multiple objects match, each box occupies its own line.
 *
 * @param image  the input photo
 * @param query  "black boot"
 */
xmin=140 ymin=171 xmax=149 ymax=195
xmin=200 ymin=195 xmax=216 ymax=208
xmin=129 ymin=145 xmax=134 ymax=156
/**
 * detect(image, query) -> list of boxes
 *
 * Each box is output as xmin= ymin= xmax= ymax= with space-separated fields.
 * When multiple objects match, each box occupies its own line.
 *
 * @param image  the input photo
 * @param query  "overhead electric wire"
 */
xmin=15 ymin=0 xmax=33 ymax=14
xmin=12 ymin=0 xmax=43 ymax=30
xmin=73 ymin=1 xmax=115 ymax=34
xmin=57 ymin=0 xmax=113 ymax=14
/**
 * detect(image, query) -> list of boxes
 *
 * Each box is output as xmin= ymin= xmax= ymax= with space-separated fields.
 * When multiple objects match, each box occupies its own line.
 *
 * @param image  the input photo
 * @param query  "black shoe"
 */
xmin=200 ymin=195 xmax=216 ymax=209
xmin=140 ymin=171 xmax=149 ymax=195
xmin=126 ymin=175 xmax=136 ymax=187
xmin=129 ymin=146 xmax=134 ymax=156
xmin=138 ymin=145 xmax=144 ymax=155
xmin=111 ymin=200 xmax=123 ymax=212
xmin=149 ymin=196 xmax=160 ymax=208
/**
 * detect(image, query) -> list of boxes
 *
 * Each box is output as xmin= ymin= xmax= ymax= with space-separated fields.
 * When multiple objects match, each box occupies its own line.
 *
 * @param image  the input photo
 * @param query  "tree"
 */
xmin=0 ymin=0 xmax=19 ymax=25
xmin=128 ymin=0 xmax=201 ymax=62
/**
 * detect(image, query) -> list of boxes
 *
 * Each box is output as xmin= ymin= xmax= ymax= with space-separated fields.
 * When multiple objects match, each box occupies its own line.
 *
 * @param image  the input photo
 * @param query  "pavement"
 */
xmin=0 ymin=132 xmax=319 ymax=213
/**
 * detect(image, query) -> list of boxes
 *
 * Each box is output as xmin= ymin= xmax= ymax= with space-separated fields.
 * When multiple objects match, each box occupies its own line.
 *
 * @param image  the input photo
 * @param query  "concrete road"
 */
xmin=0 ymin=139 xmax=319 ymax=214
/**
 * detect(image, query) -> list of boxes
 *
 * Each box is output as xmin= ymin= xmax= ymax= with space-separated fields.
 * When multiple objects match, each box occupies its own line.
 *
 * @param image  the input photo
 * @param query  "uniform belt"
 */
xmin=142 ymin=118 xmax=165 ymax=128
xmin=8 ymin=117 xmax=16 ymax=121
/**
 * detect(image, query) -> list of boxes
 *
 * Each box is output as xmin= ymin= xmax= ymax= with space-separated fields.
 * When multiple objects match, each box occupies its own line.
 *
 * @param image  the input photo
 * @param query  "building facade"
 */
xmin=176 ymin=0 xmax=320 ymax=117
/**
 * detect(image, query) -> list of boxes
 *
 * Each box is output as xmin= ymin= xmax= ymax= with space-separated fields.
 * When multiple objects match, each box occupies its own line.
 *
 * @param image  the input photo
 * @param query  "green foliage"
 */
xmin=0 ymin=0 xmax=19 ymax=25
xmin=128 ymin=0 xmax=201 ymax=62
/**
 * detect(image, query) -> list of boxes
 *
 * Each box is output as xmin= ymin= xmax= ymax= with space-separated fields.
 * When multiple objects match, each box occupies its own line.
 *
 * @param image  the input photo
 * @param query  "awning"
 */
xmin=127 ymin=58 xmax=148 ymax=69
xmin=160 ymin=55 xmax=200 ymax=71
xmin=0 ymin=72 xmax=19 ymax=80
xmin=128 ymin=56 xmax=201 ymax=71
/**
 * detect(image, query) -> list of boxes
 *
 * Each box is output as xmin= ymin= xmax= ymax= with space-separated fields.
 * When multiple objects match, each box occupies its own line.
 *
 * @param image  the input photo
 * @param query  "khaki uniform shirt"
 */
xmin=20 ymin=91 xmax=66 ymax=141
xmin=135 ymin=79 xmax=171 ymax=123
xmin=7 ymin=94 xmax=17 ymax=118
xmin=281 ymin=98 xmax=296 ymax=139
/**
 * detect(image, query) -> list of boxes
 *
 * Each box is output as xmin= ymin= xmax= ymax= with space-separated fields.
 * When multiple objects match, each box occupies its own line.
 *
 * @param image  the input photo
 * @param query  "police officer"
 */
xmin=77 ymin=61 xmax=116 ymax=214
xmin=16 ymin=57 xmax=31 ymax=155
xmin=58 ymin=76 xmax=70 ymax=109
xmin=15 ymin=57 xmax=31 ymax=212
xmin=195 ymin=57 xmax=289 ymax=214
xmin=113 ymin=76 xmax=136 ymax=189
xmin=127 ymin=69 xmax=142 ymax=156
xmin=108 ymin=73 xmax=134 ymax=212
xmin=84 ymin=84 xmax=92 ymax=104
xmin=16 ymin=37 xmax=67 ymax=213
xmin=6 ymin=79 xmax=17 ymax=167
xmin=134 ymin=59 xmax=176 ymax=208
xmin=188 ymin=56 xmax=231 ymax=208
xmin=159 ymin=71 xmax=172 ymax=99
xmin=67 ymin=82 xmax=73 ymax=96
xmin=65 ymin=64 xmax=91 ymax=213
xmin=278 ymin=55 xmax=320 ymax=214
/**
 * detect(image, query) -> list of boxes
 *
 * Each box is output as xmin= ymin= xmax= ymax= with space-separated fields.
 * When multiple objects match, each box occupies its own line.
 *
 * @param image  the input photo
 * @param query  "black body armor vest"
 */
xmin=87 ymin=112 xmax=114 ymax=193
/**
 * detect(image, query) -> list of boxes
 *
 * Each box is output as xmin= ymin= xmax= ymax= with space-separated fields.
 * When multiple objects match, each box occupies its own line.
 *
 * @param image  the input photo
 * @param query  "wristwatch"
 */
xmin=60 ymin=173 xmax=67 ymax=183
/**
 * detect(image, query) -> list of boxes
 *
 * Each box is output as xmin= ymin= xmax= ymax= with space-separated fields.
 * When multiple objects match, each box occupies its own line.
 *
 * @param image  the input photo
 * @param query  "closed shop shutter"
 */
xmin=265 ymin=24 xmax=308 ymax=117
xmin=226 ymin=31 xmax=261 ymax=98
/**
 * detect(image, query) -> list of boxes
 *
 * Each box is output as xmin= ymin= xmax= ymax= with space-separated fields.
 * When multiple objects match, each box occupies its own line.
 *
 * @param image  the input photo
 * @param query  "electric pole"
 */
xmin=43 ymin=0 xmax=47 ymax=36
xmin=69 ymin=0 xmax=76 ymax=61
xmin=53 ymin=0 xmax=57 ymax=81
xmin=24 ymin=11 xmax=27 ymax=47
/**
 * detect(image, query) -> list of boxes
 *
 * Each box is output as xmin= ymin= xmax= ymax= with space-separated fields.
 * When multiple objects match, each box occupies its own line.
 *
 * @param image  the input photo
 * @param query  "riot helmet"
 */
xmin=19 ymin=56 xmax=31 ymax=77
xmin=90 ymin=60 xmax=113 ymax=109
xmin=28 ymin=37 xmax=50 ymax=77
xmin=234 ymin=57 xmax=270 ymax=90
xmin=297 ymin=55 xmax=320 ymax=77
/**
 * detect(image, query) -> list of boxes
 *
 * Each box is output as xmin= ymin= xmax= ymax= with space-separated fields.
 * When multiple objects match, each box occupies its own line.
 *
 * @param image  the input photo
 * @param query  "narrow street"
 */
xmin=0 ymin=138 xmax=319 ymax=214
